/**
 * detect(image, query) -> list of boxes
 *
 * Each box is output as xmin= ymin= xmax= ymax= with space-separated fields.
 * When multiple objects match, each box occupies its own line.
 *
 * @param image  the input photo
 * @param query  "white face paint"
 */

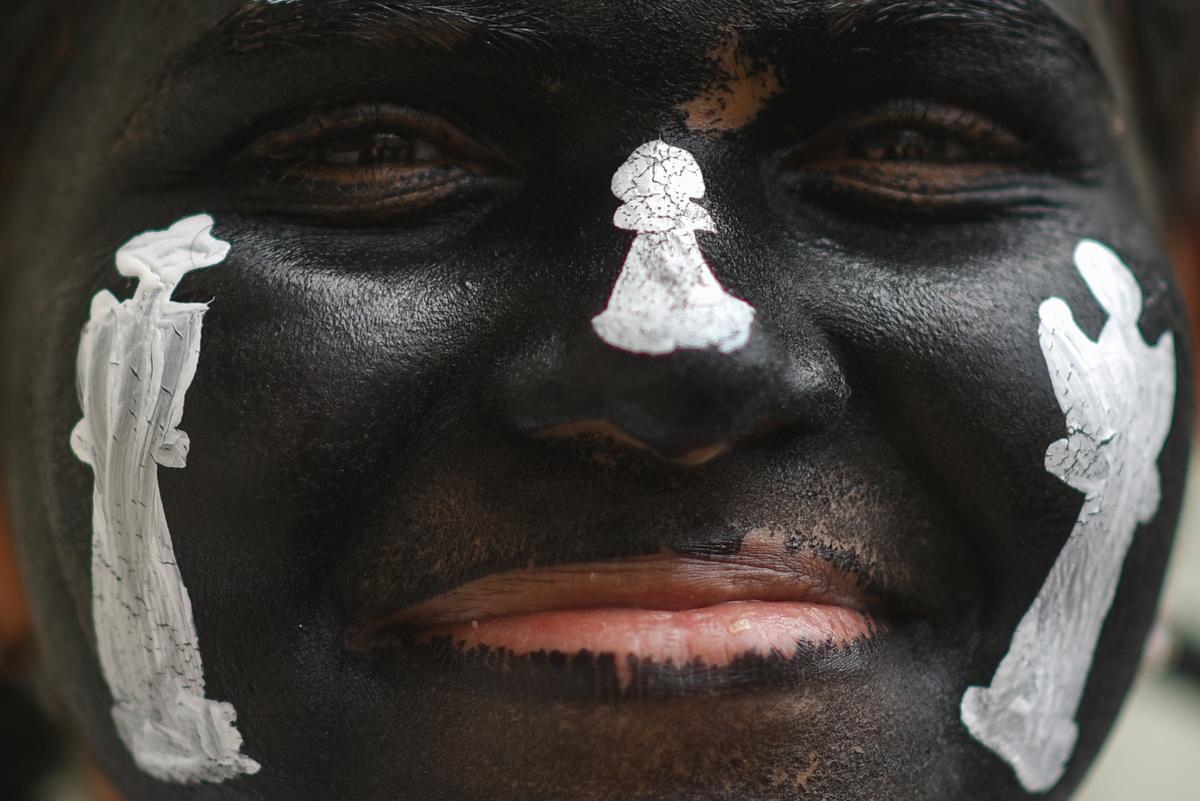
xmin=592 ymin=140 xmax=756 ymax=355
xmin=71 ymin=214 xmax=260 ymax=783
xmin=960 ymin=240 xmax=1176 ymax=793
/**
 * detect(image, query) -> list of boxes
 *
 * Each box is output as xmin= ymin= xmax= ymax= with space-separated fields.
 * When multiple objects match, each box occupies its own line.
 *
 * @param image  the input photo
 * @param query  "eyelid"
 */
xmin=771 ymin=98 xmax=1089 ymax=221
xmin=242 ymin=102 xmax=507 ymax=167
xmin=785 ymin=99 xmax=1028 ymax=166
xmin=219 ymin=101 xmax=519 ymax=226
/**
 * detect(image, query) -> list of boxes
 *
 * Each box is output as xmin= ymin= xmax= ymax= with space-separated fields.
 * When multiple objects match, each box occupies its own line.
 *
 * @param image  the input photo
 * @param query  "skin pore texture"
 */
xmin=0 ymin=1 xmax=1195 ymax=801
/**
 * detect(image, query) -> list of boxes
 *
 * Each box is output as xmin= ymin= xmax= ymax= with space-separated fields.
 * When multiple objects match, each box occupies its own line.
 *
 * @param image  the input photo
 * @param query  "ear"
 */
xmin=0 ymin=472 xmax=32 ymax=674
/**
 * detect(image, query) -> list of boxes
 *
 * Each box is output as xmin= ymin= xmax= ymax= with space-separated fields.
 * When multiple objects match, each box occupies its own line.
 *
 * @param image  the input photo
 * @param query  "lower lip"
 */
xmin=418 ymin=600 xmax=875 ymax=688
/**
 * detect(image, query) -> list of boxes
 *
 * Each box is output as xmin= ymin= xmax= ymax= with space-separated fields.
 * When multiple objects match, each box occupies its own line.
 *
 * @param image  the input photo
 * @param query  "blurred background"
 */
xmin=1076 ymin=464 xmax=1200 ymax=801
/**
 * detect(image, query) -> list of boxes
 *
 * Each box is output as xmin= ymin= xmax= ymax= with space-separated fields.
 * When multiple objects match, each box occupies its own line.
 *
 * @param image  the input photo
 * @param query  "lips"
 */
xmin=356 ymin=537 xmax=885 ymax=691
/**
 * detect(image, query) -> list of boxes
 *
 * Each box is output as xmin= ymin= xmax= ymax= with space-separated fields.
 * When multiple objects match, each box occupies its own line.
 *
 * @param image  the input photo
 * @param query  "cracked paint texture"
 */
xmin=71 ymin=214 xmax=260 ymax=783
xmin=960 ymin=239 xmax=1176 ymax=793
xmin=592 ymin=140 xmax=755 ymax=355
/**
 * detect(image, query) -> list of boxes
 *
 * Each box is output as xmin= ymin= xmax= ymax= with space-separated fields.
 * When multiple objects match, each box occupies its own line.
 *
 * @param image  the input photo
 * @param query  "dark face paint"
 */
xmin=1 ymin=1 xmax=1193 ymax=800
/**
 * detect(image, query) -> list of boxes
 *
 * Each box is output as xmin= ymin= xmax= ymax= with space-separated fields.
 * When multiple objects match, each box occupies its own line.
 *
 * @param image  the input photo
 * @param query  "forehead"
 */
xmin=88 ymin=0 xmax=1119 ymax=129
xmin=107 ymin=0 xmax=1112 ymax=63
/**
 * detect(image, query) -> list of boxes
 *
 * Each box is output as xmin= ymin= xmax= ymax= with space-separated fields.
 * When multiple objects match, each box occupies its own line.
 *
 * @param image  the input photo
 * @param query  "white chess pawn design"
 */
xmin=960 ymin=240 xmax=1176 ymax=793
xmin=592 ymin=140 xmax=756 ymax=355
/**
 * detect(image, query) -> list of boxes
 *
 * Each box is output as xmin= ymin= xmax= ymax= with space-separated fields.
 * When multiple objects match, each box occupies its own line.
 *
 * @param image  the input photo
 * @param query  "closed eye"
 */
xmin=780 ymin=99 xmax=1080 ymax=218
xmin=231 ymin=103 xmax=515 ymax=224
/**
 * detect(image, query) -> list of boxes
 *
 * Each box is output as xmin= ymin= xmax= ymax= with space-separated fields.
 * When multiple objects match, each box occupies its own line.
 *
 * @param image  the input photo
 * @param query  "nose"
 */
xmin=501 ymin=315 xmax=848 ymax=466
xmin=500 ymin=138 xmax=847 ymax=465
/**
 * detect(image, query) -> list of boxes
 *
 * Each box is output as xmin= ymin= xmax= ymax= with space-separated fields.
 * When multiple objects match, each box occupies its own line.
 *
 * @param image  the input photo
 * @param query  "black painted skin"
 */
xmin=0 ymin=1 xmax=1195 ymax=800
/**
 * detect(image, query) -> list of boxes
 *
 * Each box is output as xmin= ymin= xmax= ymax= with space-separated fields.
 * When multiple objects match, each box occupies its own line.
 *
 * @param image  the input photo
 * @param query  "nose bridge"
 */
xmin=500 ymin=138 xmax=846 ymax=464
xmin=592 ymin=139 xmax=756 ymax=358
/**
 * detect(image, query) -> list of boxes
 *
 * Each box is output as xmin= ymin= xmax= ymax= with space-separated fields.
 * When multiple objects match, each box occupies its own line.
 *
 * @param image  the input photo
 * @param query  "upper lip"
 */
xmin=356 ymin=537 xmax=887 ymax=639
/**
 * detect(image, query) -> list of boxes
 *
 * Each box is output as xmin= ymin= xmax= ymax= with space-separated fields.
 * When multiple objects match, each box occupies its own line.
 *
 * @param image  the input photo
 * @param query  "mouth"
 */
xmin=354 ymin=537 xmax=887 ymax=693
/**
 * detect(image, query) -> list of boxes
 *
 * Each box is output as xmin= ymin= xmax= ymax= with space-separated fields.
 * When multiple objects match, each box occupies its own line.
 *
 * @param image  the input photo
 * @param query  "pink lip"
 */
xmin=364 ymin=546 xmax=882 ymax=686
xmin=424 ymin=601 xmax=874 ymax=689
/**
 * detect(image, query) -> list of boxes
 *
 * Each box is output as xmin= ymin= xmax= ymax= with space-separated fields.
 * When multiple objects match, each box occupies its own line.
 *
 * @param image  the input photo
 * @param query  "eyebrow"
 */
xmin=819 ymin=0 xmax=1101 ymax=74
xmin=123 ymin=0 xmax=1107 ymax=150
xmin=177 ymin=0 xmax=1103 ymax=77
xmin=182 ymin=0 xmax=554 ymax=63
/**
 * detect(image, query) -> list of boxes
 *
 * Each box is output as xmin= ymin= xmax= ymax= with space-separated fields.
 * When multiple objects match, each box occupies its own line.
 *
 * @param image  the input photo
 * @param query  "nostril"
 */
xmin=532 ymin=420 xmax=734 ymax=467
xmin=502 ymin=317 xmax=849 ymax=468
xmin=671 ymin=441 xmax=733 ymax=466
xmin=740 ymin=415 xmax=828 ymax=455
xmin=533 ymin=420 xmax=654 ymax=453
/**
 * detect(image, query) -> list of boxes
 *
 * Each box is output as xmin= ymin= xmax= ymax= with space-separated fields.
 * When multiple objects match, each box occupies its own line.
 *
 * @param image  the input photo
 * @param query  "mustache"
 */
xmin=344 ymin=527 xmax=895 ymax=701
xmin=326 ymin=432 xmax=966 ymax=631
xmin=339 ymin=512 xmax=923 ymax=638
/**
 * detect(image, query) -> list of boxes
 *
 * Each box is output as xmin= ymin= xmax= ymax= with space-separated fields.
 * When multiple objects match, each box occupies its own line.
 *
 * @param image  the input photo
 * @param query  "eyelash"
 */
xmin=779 ymin=99 xmax=1077 ymax=218
xmin=230 ymin=103 xmax=515 ymax=224
xmin=223 ymin=98 xmax=1077 ymax=225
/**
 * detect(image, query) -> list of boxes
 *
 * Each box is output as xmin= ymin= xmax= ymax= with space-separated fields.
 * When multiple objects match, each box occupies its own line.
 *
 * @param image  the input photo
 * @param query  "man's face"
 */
xmin=1 ymin=1 xmax=1193 ymax=800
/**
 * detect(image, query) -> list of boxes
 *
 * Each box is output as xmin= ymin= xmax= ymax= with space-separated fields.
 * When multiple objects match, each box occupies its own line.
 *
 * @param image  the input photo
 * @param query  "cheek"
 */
xmin=811 ymin=248 xmax=1079 ymax=574
xmin=962 ymin=240 xmax=1178 ymax=793
xmin=67 ymin=215 xmax=259 ymax=784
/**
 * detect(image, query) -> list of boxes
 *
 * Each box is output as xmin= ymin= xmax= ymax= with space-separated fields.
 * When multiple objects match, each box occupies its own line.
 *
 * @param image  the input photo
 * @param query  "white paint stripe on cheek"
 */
xmin=71 ymin=214 xmax=261 ymax=784
xmin=592 ymin=140 xmax=756 ymax=355
xmin=960 ymin=240 xmax=1176 ymax=793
